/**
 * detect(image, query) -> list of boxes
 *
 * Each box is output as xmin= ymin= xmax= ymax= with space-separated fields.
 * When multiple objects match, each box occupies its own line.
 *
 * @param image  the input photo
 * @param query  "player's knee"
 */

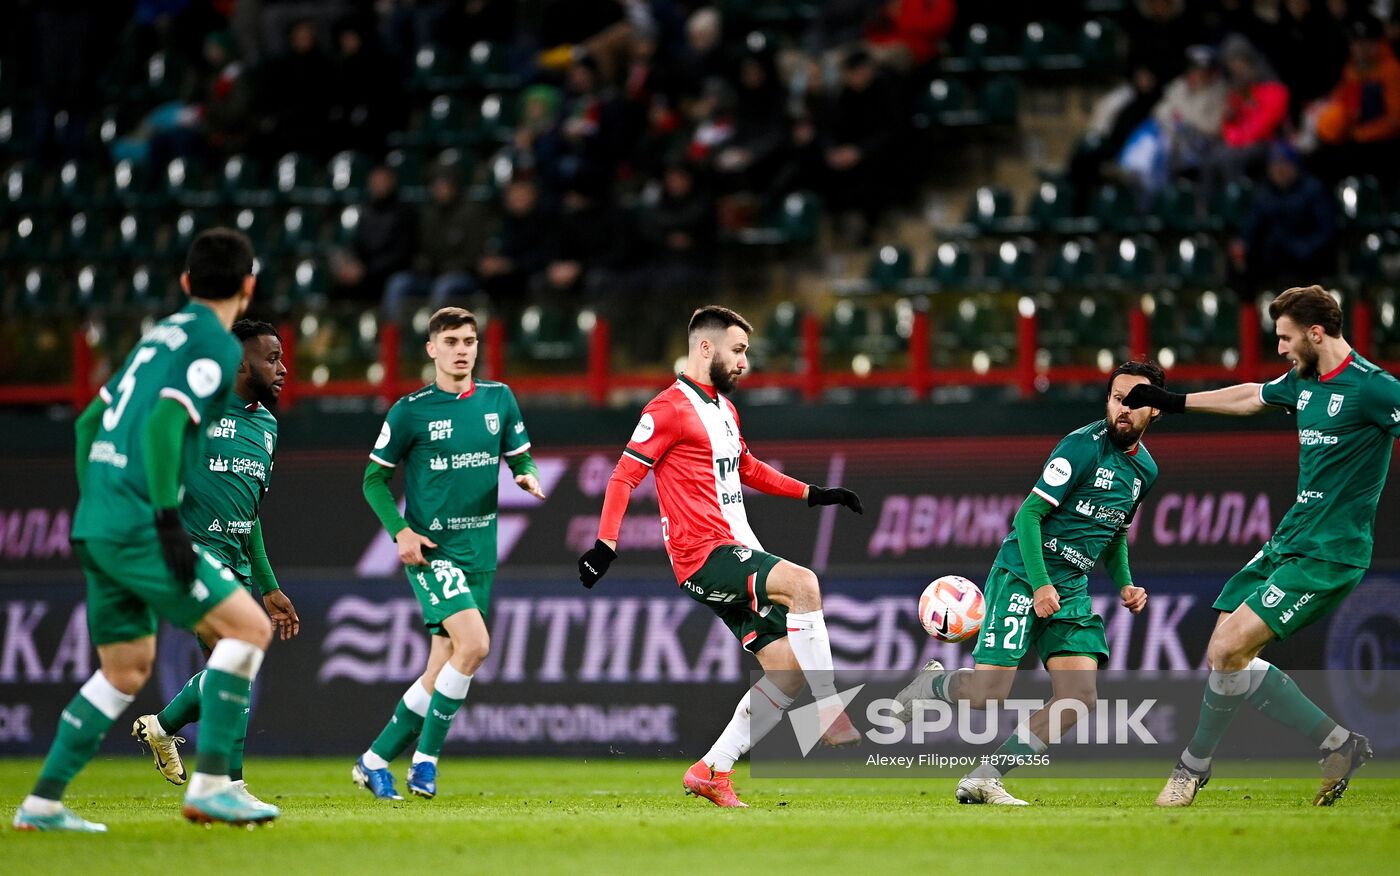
xmin=1206 ymin=637 xmax=1246 ymax=672
xmin=454 ymin=637 xmax=490 ymax=673
xmin=783 ymin=566 xmax=822 ymax=611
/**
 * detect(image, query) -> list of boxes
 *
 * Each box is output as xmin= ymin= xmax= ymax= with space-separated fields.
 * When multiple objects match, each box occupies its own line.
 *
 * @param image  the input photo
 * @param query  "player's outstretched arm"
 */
xmin=362 ymin=460 xmax=436 ymax=566
xmin=73 ymin=396 xmax=106 ymax=493
xmin=146 ymin=397 xmax=197 ymax=583
xmin=1123 ymin=382 xmax=1266 ymax=416
xmin=250 ymin=519 xmax=299 ymax=639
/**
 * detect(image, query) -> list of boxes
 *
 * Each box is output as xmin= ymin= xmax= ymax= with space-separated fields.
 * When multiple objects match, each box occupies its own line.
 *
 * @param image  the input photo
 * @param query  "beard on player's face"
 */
xmin=1106 ymin=412 xmax=1146 ymax=449
xmin=245 ymin=367 xmax=280 ymax=409
xmin=710 ymin=355 xmax=740 ymax=394
xmin=1293 ymin=335 xmax=1320 ymax=379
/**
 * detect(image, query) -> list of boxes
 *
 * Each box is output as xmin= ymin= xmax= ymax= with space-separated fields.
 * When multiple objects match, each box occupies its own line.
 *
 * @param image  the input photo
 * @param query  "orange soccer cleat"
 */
xmin=683 ymin=759 xmax=748 ymax=808
xmin=819 ymin=708 xmax=861 ymax=748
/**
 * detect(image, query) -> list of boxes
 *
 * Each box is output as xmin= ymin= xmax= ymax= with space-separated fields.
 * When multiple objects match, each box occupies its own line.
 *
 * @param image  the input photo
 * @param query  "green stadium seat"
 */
xmin=1047 ymin=237 xmax=1099 ymax=291
xmin=9 ymin=214 xmax=55 ymax=262
xmin=17 ymin=266 xmax=61 ymax=313
xmin=4 ymin=160 xmax=42 ymax=209
xmin=273 ymin=206 xmax=322 ymax=257
xmin=335 ymin=205 xmax=361 ymax=246
xmin=1347 ymin=231 xmax=1399 ymax=287
xmin=425 ymin=95 xmax=472 ymax=148
xmin=1107 ymin=235 xmax=1159 ymax=287
xmin=964 ymin=185 xmax=1017 ymax=235
xmin=978 ymin=76 xmax=1021 ymax=125
xmin=112 ymin=159 xmax=156 ymax=209
xmin=61 ymin=212 xmax=102 ymax=260
xmin=222 ymin=154 xmax=273 ymax=207
xmin=1026 ymin=179 xmax=1076 ymax=234
xmin=116 ymin=211 xmax=157 ymax=260
xmin=157 ymin=210 xmax=201 ymax=260
xmin=275 ymin=152 xmax=327 ymax=205
xmin=1022 ymin=21 xmax=1085 ymax=72
xmin=1090 ymin=182 xmax=1139 ymax=233
xmin=945 ymin=23 xmax=1021 ymax=74
xmin=762 ymin=301 xmax=802 ymax=360
xmin=987 ymin=238 xmax=1037 ymax=289
xmin=1167 ymin=235 xmax=1222 ymax=289
xmin=0 ymin=107 xmax=22 ymax=157
xmin=475 ymin=93 xmax=519 ymax=144
xmin=1207 ymin=179 xmax=1254 ymax=233
xmin=867 ymin=244 xmax=914 ymax=292
xmin=825 ymin=299 xmax=902 ymax=363
xmin=57 ymin=159 xmax=107 ymax=209
xmin=515 ymin=304 xmax=588 ymax=362
xmin=466 ymin=41 xmax=521 ymax=91
xmin=411 ymin=45 xmax=466 ymax=93
xmin=328 ymin=150 xmax=371 ymax=204
xmin=928 ymin=240 xmax=975 ymax=292
xmin=290 ymin=258 xmax=328 ymax=304
xmin=1337 ymin=176 xmax=1387 ymax=233
xmin=914 ymin=78 xmax=986 ymax=129
xmin=73 ymin=264 xmax=117 ymax=310
xmin=1078 ymin=18 xmax=1121 ymax=71
xmin=386 ymin=148 xmax=426 ymax=202
xmin=126 ymin=263 xmax=174 ymax=310
xmin=165 ymin=157 xmax=218 ymax=208
xmin=1156 ymin=179 xmax=1202 ymax=233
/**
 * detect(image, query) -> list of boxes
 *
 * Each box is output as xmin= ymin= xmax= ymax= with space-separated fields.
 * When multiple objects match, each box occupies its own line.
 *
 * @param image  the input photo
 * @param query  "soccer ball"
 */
xmin=918 ymin=575 xmax=986 ymax=643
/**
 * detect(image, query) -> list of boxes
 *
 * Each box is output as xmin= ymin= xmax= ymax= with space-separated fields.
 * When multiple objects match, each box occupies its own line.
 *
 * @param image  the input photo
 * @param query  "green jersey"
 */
xmin=993 ymin=419 xmax=1158 ymax=587
xmin=181 ymin=396 xmax=278 ymax=580
xmin=73 ymin=301 xmax=241 ymax=544
xmin=1258 ymin=352 xmax=1400 ymax=568
xmin=369 ymin=379 xmax=531 ymax=572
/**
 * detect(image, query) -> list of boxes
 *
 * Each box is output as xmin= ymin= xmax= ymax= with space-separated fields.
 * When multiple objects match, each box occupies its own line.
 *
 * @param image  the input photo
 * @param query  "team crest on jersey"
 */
xmin=484 ymin=413 xmax=500 ymax=435
xmin=1132 ymin=478 xmax=1142 ymax=500
xmin=1328 ymin=393 xmax=1344 ymax=417
xmin=732 ymin=547 xmax=752 ymax=562
xmin=1262 ymin=584 xmax=1285 ymax=608
xmin=264 ymin=431 xmax=274 ymax=453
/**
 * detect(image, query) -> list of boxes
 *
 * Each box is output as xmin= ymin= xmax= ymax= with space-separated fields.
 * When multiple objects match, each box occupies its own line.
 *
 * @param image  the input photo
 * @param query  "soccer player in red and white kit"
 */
xmin=577 ymin=306 xmax=864 ymax=807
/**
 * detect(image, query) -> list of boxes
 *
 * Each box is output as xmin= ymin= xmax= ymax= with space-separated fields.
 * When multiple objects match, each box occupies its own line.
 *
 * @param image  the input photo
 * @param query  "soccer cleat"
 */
xmin=956 ymin=776 xmax=1029 ymax=805
xmin=182 ymin=788 xmax=279 ymax=826
xmin=818 ymin=708 xmax=862 ymax=747
xmin=1154 ymin=760 xmax=1211 ymax=807
xmin=892 ymin=659 xmax=945 ymax=725
xmin=682 ymin=759 xmax=748 ymax=808
xmin=229 ymin=781 xmax=271 ymax=810
xmin=12 ymin=805 xmax=108 ymax=833
xmin=131 ymin=715 xmax=187 ymax=785
xmin=352 ymin=757 xmax=404 ymax=801
xmin=1315 ymin=732 xmax=1373 ymax=806
xmin=406 ymin=761 xmax=437 ymax=799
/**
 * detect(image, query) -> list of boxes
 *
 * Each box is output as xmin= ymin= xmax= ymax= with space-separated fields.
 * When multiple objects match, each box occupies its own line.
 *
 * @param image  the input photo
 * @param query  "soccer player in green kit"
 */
xmin=130 ymin=319 xmax=300 ymax=810
xmin=1124 ymin=286 xmax=1384 ymax=807
xmin=353 ymin=307 xmax=545 ymax=801
xmin=14 ymin=229 xmax=278 ymax=832
xmin=892 ymin=361 xmax=1160 ymax=805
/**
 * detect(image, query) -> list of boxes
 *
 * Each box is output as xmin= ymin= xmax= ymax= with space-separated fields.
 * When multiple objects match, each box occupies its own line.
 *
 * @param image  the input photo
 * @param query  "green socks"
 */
xmin=156 ymin=669 xmax=204 ymax=734
xmin=33 ymin=673 xmax=134 ymax=801
xmin=369 ymin=686 xmax=430 ymax=763
xmin=194 ymin=640 xmax=263 ymax=780
xmin=1184 ymin=668 xmax=1252 ymax=765
xmin=416 ymin=666 xmax=472 ymax=760
xmin=1247 ymin=661 xmax=1339 ymax=747
xmin=985 ymin=725 xmax=1046 ymax=778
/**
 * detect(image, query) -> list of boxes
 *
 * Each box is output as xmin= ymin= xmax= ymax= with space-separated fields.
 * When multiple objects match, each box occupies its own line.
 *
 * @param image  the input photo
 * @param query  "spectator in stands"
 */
xmin=382 ymin=164 xmax=494 ymax=319
xmin=198 ymin=30 xmax=253 ymax=156
xmin=537 ymin=187 xmax=616 ymax=302
xmin=537 ymin=56 xmax=623 ymax=200
xmin=1066 ymin=64 xmax=1162 ymax=213
xmin=863 ymin=0 xmax=957 ymax=72
xmin=816 ymin=48 xmax=903 ymax=244
xmin=255 ymin=18 xmax=337 ymax=157
xmin=331 ymin=165 xmax=418 ymax=303
xmin=676 ymin=6 xmax=731 ymax=99
xmin=534 ymin=0 xmax=642 ymax=84
xmin=498 ymin=84 xmax=564 ymax=181
xmin=1266 ymin=0 xmax=1350 ymax=111
xmin=31 ymin=0 xmax=105 ymax=163
xmin=1231 ymin=141 xmax=1335 ymax=295
xmin=1198 ymin=35 xmax=1290 ymax=201
xmin=709 ymin=39 xmax=792 ymax=205
xmin=330 ymin=16 xmax=399 ymax=155
xmin=631 ymin=160 xmax=716 ymax=360
xmin=1154 ymin=46 xmax=1227 ymax=178
xmin=478 ymin=176 xmax=559 ymax=303
xmin=1313 ymin=16 xmax=1400 ymax=183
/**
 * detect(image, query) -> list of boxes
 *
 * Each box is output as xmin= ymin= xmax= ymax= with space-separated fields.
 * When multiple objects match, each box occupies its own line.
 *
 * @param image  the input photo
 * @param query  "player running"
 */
xmin=891 ymin=361 xmax=1160 ymax=805
xmin=353 ymin=307 xmax=545 ymax=801
xmin=14 ymin=229 xmax=277 ymax=832
xmin=131 ymin=319 xmax=300 ymax=810
xmin=1123 ymin=285 xmax=1384 ymax=807
xmin=577 ymin=305 xmax=865 ymax=808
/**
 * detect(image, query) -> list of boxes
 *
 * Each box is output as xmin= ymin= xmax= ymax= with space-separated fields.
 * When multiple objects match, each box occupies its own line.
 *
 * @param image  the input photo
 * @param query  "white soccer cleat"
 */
xmin=1155 ymin=760 xmax=1210 ymax=808
xmin=956 ymin=776 xmax=1028 ymax=805
xmin=892 ymin=659 xmax=945 ymax=725
xmin=229 ymin=781 xmax=269 ymax=809
xmin=132 ymin=715 xmax=187 ymax=785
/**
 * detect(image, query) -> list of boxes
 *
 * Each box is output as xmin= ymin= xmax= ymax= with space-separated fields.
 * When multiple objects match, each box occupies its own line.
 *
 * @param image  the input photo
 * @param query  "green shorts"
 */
xmin=76 ymin=538 xmax=245 ymax=646
xmin=405 ymin=553 xmax=493 ymax=635
xmin=1213 ymin=547 xmax=1365 ymax=641
xmin=682 ymin=544 xmax=787 ymax=655
xmin=971 ymin=566 xmax=1109 ymax=667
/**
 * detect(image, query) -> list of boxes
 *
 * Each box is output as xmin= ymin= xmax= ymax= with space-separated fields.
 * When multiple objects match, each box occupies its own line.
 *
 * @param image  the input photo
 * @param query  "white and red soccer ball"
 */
xmin=918 ymin=575 xmax=986 ymax=643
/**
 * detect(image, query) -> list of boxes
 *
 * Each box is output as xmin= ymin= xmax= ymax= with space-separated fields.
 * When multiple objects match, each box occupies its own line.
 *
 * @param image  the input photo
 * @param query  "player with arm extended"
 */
xmin=353 ymin=307 xmax=545 ymax=801
xmin=130 ymin=319 xmax=300 ymax=811
xmin=14 ymin=229 xmax=278 ymax=832
xmin=1123 ymin=285 xmax=1383 ymax=807
xmin=891 ymin=361 xmax=1160 ymax=805
xmin=576 ymin=305 xmax=865 ymax=808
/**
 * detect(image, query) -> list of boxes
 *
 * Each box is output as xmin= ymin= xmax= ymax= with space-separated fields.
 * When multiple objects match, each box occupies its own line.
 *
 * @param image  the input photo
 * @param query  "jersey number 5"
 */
xmin=103 ymin=346 xmax=159 ymax=430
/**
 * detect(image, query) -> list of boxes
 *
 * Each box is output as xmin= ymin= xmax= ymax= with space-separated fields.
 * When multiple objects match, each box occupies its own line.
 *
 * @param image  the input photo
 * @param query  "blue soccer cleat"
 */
xmin=182 ymin=787 xmax=279 ymax=826
xmin=353 ymin=757 xmax=404 ymax=801
xmin=13 ymin=804 xmax=108 ymax=833
xmin=406 ymin=760 xmax=437 ymax=799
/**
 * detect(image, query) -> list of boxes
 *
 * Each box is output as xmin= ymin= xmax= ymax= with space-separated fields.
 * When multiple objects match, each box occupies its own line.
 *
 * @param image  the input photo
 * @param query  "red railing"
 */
xmin=0 ymin=300 xmax=1388 ymax=410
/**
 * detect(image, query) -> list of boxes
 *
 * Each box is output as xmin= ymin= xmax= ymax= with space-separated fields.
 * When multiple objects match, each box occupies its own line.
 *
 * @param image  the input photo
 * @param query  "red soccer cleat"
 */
xmin=819 ymin=708 xmax=861 ymax=748
xmin=683 ymin=759 xmax=748 ymax=808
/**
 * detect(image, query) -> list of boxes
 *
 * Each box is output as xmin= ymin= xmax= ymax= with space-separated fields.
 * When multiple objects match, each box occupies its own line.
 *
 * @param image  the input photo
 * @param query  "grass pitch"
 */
xmin=1 ymin=757 xmax=1397 ymax=874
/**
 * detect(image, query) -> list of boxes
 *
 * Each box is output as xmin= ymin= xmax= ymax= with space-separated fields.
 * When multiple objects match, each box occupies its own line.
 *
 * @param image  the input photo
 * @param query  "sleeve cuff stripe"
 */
xmin=624 ymin=447 xmax=655 ymax=466
xmin=158 ymin=388 xmax=200 ymax=425
xmin=503 ymin=442 xmax=532 ymax=457
xmin=368 ymin=453 xmax=397 ymax=468
xmin=1032 ymin=487 xmax=1060 ymax=507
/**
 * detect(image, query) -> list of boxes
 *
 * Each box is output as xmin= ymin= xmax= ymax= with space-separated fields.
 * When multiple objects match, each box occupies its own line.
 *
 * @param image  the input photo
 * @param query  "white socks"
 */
xmin=79 ymin=671 xmax=135 ymax=721
xmin=187 ymin=773 xmax=231 ymax=798
xmin=704 ymin=677 xmax=796 ymax=772
xmin=1320 ymin=725 xmax=1351 ymax=751
xmin=403 ymin=680 xmax=432 ymax=717
xmin=433 ymin=664 xmax=473 ymax=700
xmin=785 ymin=609 xmax=840 ymax=707
xmin=206 ymin=638 xmax=265 ymax=680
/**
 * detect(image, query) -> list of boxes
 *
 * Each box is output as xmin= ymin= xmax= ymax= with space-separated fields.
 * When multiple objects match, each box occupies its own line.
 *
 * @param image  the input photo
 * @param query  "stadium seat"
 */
xmin=0 ymin=106 xmax=21 ymax=157
xmin=978 ymin=76 xmax=1021 ymax=126
xmin=1047 ymin=237 xmax=1099 ymax=291
xmin=115 ymin=211 xmax=157 ymax=260
xmin=466 ymin=41 xmax=521 ymax=91
xmin=763 ymin=301 xmax=802 ymax=359
xmin=1107 ymin=235 xmax=1159 ymax=288
xmin=61 ymin=211 xmax=102 ymax=260
xmin=126 ymin=263 xmax=174 ymax=310
xmin=515 ymin=304 xmax=588 ymax=362
xmin=1078 ymin=18 xmax=1121 ymax=71
xmin=232 ymin=208 xmax=275 ymax=253
xmin=1166 ymin=235 xmax=1222 ymax=289
xmin=1026 ymin=178 xmax=1076 ymax=234
xmin=273 ymin=206 xmax=323 ymax=257
xmin=927 ymin=240 xmax=975 ymax=292
xmin=1347 ymin=231 xmax=1399 ymax=287
xmin=16 ymin=266 xmax=61 ymax=313
xmin=914 ymin=78 xmax=986 ymax=129
xmin=867 ymin=244 xmax=914 ymax=292
xmin=1021 ymin=21 xmax=1085 ymax=72
xmin=987 ymin=238 xmax=1037 ymax=289
xmin=962 ymin=185 xmax=1017 ymax=235
xmin=222 ymin=154 xmax=273 ymax=207
xmin=9 ymin=214 xmax=55 ymax=262
xmin=335 ymin=205 xmax=360 ymax=246
xmin=275 ymin=152 xmax=326 ymax=205
xmin=328 ymin=151 xmax=371 ymax=204
xmin=57 ymin=159 xmax=107 ymax=209
xmin=1156 ymin=179 xmax=1203 ymax=233
xmin=411 ymin=45 xmax=465 ymax=94
xmin=159 ymin=210 xmax=204 ymax=260
xmin=424 ymin=95 xmax=473 ymax=148
xmin=825 ymin=299 xmax=902 ymax=363
xmin=475 ymin=93 xmax=519 ymax=144
xmin=112 ymin=159 xmax=156 ymax=209
xmin=289 ymin=258 xmax=328 ymax=304
xmin=386 ymin=148 xmax=427 ymax=202
xmin=1207 ymin=179 xmax=1254 ymax=233
xmin=73 ymin=264 xmax=117 ymax=310
xmin=4 ymin=160 xmax=42 ymax=209
xmin=944 ymin=23 xmax=1021 ymax=74
xmin=165 ymin=157 xmax=217 ymax=208
xmin=1337 ymin=176 xmax=1387 ymax=233
xmin=1090 ymin=182 xmax=1139 ymax=233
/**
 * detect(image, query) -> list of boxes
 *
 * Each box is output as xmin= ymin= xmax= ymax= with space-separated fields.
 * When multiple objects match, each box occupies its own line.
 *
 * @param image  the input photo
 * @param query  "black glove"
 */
xmin=807 ymin=484 xmax=863 ymax=514
xmin=578 ymin=539 xmax=617 ymax=589
xmin=1122 ymin=384 xmax=1186 ymax=415
xmin=154 ymin=508 xmax=196 ymax=583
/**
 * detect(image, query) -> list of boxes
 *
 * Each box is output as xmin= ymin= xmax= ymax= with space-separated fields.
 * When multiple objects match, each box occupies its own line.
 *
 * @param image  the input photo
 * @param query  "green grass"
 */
xmin=2 ymin=757 xmax=1398 ymax=874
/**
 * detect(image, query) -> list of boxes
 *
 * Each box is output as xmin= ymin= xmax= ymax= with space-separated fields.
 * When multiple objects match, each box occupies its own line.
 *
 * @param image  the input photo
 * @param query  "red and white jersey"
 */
xmin=602 ymin=375 xmax=804 ymax=583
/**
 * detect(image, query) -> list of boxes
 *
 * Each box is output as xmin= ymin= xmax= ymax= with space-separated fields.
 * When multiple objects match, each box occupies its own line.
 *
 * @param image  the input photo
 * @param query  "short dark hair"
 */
xmin=428 ymin=306 xmax=477 ymax=337
xmin=1269 ymin=285 xmax=1342 ymax=337
xmin=1106 ymin=359 xmax=1166 ymax=397
xmin=688 ymin=305 xmax=752 ymax=337
xmin=185 ymin=228 xmax=255 ymax=300
xmin=233 ymin=319 xmax=279 ymax=343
